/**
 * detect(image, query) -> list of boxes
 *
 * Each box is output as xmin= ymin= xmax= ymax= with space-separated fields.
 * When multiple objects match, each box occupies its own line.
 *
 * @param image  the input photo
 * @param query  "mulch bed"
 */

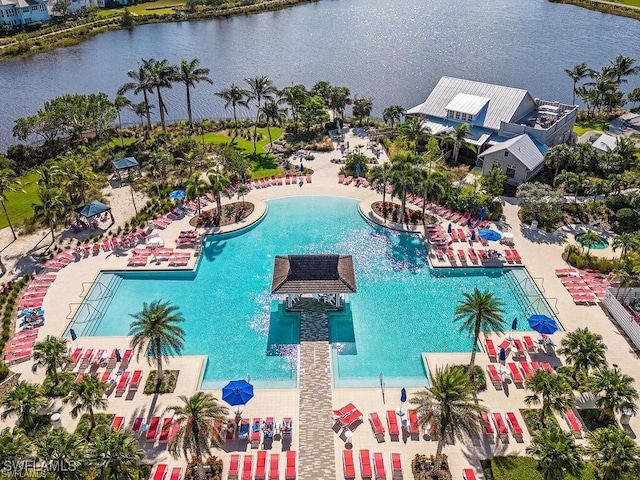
xmin=190 ymin=202 xmax=254 ymax=228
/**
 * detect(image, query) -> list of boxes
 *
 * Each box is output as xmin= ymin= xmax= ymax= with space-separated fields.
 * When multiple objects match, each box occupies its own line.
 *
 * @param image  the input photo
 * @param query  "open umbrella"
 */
xmin=169 ymin=189 xmax=186 ymax=200
xmin=478 ymin=229 xmax=502 ymax=241
xmin=527 ymin=314 xmax=558 ymax=335
xmin=222 ymin=379 xmax=254 ymax=406
xmin=502 ymin=232 xmax=514 ymax=239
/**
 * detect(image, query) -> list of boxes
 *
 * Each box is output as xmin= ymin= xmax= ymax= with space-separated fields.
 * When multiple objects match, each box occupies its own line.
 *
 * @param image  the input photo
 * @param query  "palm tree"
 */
xmin=244 ymin=76 xmax=276 ymax=153
xmin=390 ymin=155 xmax=419 ymax=223
xmin=118 ymin=63 xmax=154 ymax=130
xmin=609 ymin=55 xmax=640 ymax=85
xmin=0 ymin=169 xmax=24 ymax=240
xmin=0 ymin=428 xmax=32 ymax=478
xmin=129 ymin=300 xmax=185 ymax=389
xmin=352 ymin=97 xmax=373 ymax=125
xmin=260 ymin=100 xmax=287 ymax=152
xmin=368 ymin=162 xmax=393 ymax=205
xmin=168 ymin=392 xmax=229 ymax=480
xmin=443 ymin=123 xmax=476 ymax=165
xmin=177 ymin=58 xmax=213 ymax=129
xmin=144 ymin=58 xmax=177 ymax=131
xmin=526 ymin=427 xmax=584 ymax=480
xmin=396 ymin=117 xmax=426 ymax=154
xmin=31 ymin=335 xmax=69 ymax=384
xmin=237 ymin=183 xmax=249 ymax=207
xmin=279 ymin=84 xmax=307 ymax=133
xmin=556 ymin=328 xmax=607 ymax=381
xmin=587 ymin=366 xmax=639 ymax=422
xmin=185 ymin=173 xmax=209 ymax=215
xmin=36 ymin=429 xmax=86 ymax=480
xmin=453 ymin=288 xmax=505 ymax=374
xmin=216 ymin=83 xmax=249 ymax=138
xmin=112 ymin=95 xmax=132 ymax=147
xmin=553 ymin=171 xmax=581 ymax=202
xmin=586 ymin=426 xmax=640 ymax=480
xmin=382 ymin=105 xmax=405 ymax=127
xmin=32 ymin=186 xmax=64 ymax=244
xmin=524 ymin=370 xmax=575 ymax=427
xmin=419 ymin=168 xmax=446 ymax=223
xmin=564 ymin=62 xmax=591 ymax=105
xmin=207 ymin=170 xmax=231 ymax=217
xmin=63 ymin=375 xmax=108 ymax=434
xmin=579 ymin=230 xmax=603 ymax=255
xmin=130 ymin=100 xmax=153 ymax=134
xmin=613 ymin=233 xmax=640 ymax=258
xmin=88 ymin=429 xmax=145 ymax=480
xmin=544 ymin=144 xmax=575 ymax=177
xmin=410 ymin=366 xmax=486 ymax=475
xmin=1 ymin=381 xmax=48 ymax=431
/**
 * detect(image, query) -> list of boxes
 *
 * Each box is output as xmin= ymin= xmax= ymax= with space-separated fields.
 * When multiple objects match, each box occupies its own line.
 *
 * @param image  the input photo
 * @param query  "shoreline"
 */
xmin=549 ymin=0 xmax=640 ymax=20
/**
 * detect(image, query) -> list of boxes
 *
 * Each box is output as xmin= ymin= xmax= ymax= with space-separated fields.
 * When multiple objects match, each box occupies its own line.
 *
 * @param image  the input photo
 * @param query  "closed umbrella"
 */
xmin=447 ymin=223 xmax=452 ymax=233
xmin=511 ymin=317 xmax=518 ymax=330
xmin=478 ymin=229 xmax=501 ymax=241
xmin=397 ymin=387 xmax=407 ymax=416
xmin=527 ymin=314 xmax=558 ymax=335
xmin=466 ymin=217 xmax=472 ymax=227
xmin=498 ymin=347 xmax=506 ymax=364
xmin=222 ymin=379 xmax=254 ymax=406
xmin=479 ymin=207 xmax=486 ymax=220
xmin=115 ymin=349 xmax=122 ymax=363
xmin=470 ymin=230 xmax=476 ymax=241
xmin=69 ymin=329 xmax=78 ymax=341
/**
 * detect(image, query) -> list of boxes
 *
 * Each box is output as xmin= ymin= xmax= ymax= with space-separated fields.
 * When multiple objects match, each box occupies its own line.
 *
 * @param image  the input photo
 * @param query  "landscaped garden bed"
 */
xmin=412 ymin=454 xmax=451 ymax=480
xmin=191 ymin=202 xmax=254 ymax=228
xmin=144 ymin=370 xmax=179 ymax=394
xmin=372 ymin=201 xmax=421 ymax=225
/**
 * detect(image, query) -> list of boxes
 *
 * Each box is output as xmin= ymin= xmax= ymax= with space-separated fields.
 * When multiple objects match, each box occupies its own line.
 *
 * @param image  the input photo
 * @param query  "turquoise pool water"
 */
xmin=69 ymin=196 xmax=556 ymax=388
xmin=575 ymin=232 xmax=609 ymax=250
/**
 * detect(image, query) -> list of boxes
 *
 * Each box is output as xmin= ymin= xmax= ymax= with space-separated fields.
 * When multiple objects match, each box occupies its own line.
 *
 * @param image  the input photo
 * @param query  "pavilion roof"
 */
xmin=271 ymin=255 xmax=357 ymax=294
xmin=112 ymin=157 xmax=139 ymax=170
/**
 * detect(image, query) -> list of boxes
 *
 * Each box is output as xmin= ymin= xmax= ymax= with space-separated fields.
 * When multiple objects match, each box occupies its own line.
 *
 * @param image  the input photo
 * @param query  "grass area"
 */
xmin=201 ymin=127 xmax=282 ymax=155
xmin=108 ymin=136 xmax=138 ymax=149
xmin=614 ymin=0 xmax=640 ymax=6
xmin=578 ymin=408 xmax=618 ymax=431
xmin=100 ymin=0 xmax=186 ymax=16
xmin=0 ymin=171 xmax=40 ymax=230
xmin=249 ymin=153 xmax=281 ymax=179
xmin=482 ymin=456 xmax=599 ymax=480
xmin=520 ymin=409 xmax=560 ymax=434
xmin=74 ymin=412 xmax=115 ymax=438
xmin=573 ymin=119 xmax=611 ymax=136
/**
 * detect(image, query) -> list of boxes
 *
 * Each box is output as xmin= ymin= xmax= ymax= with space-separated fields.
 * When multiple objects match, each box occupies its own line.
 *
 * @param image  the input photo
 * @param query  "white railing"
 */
xmin=602 ymin=290 xmax=640 ymax=349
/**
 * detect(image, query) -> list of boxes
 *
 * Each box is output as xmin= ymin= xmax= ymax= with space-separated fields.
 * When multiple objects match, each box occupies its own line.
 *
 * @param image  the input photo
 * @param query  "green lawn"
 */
xmin=201 ymin=127 xmax=282 ymax=154
xmin=484 ymin=457 xmax=599 ymax=480
xmin=108 ymin=136 xmax=138 ymax=149
xmin=99 ymin=0 xmax=185 ymax=16
xmin=0 ymin=171 xmax=40 ymax=230
xmin=573 ymin=119 xmax=611 ymax=136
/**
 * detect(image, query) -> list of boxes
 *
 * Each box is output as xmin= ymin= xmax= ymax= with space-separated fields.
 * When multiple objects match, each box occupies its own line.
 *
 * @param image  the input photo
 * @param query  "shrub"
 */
xmin=0 ymin=361 xmax=9 ymax=381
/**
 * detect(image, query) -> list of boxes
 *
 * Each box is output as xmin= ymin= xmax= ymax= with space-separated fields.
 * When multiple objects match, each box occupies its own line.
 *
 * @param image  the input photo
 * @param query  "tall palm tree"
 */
xmin=553 ymin=171 xmax=581 ymax=202
xmin=244 ymin=76 xmax=276 ymax=153
xmin=419 ymin=168 xmax=446 ymax=223
xmin=368 ymin=162 xmax=393 ymax=205
xmin=410 ymin=366 xmax=486 ymax=475
xmin=56 ymin=157 xmax=95 ymax=206
xmin=32 ymin=186 xmax=64 ymax=244
xmin=586 ymin=426 xmax=640 ymax=480
xmin=524 ymin=370 xmax=575 ymax=427
xmin=63 ymin=375 xmax=108 ymax=434
xmin=609 ymin=55 xmax=640 ymax=85
xmin=396 ymin=117 xmax=426 ymax=154
xmin=328 ymin=85 xmax=351 ymax=120
xmin=556 ymin=328 xmax=607 ymax=381
xmin=130 ymin=100 xmax=154 ymax=133
xmin=207 ymin=170 xmax=231 ymax=217
xmin=168 ymin=392 xmax=229 ymax=480
xmin=31 ymin=335 xmax=70 ymax=384
xmin=0 ymin=169 xmax=24 ymax=240
xmin=88 ymin=429 xmax=145 ymax=480
xmin=112 ymin=95 xmax=132 ymax=147
xmin=279 ymin=84 xmax=307 ymax=133
xmin=389 ymin=154 xmax=420 ymax=223
xmin=1 ymin=381 xmax=48 ymax=431
xmin=118 ymin=63 xmax=154 ymax=130
xmin=608 ymin=173 xmax=628 ymax=195
xmin=185 ymin=173 xmax=209 ymax=215
xmin=260 ymin=100 xmax=287 ymax=152
xmin=177 ymin=58 xmax=213 ymax=129
xmin=612 ymin=233 xmax=640 ymax=259
xmin=544 ymin=144 xmax=575 ymax=177
xmin=442 ymin=123 xmax=476 ymax=165
xmin=216 ymin=83 xmax=249 ymax=138
xmin=0 ymin=428 xmax=32 ymax=478
xmin=526 ymin=427 xmax=584 ymax=480
xmin=352 ymin=97 xmax=373 ymax=125
xmin=36 ymin=429 xmax=86 ymax=480
xmin=382 ymin=105 xmax=405 ymax=127
xmin=129 ymin=300 xmax=185 ymax=389
xmin=453 ymin=288 xmax=505 ymax=374
xmin=587 ymin=366 xmax=638 ymax=422
xmin=237 ymin=183 xmax=249 ymax=207
xmin=579 ymin=230 xmax=603 ymax=256
xmin=564 ymin=62 xmax=591 ymax=105
xmin=144 ymin=58 xmax=177 ymax=131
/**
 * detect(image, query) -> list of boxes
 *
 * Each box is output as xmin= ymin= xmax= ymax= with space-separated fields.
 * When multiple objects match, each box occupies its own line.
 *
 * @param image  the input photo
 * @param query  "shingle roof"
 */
xmin=479 ymin=134 xmax=547 ymax=170
xmin=271 ymin=255 xmax=357 ymax=294
xmin=408 ymin=76 xmax=536 ymax=131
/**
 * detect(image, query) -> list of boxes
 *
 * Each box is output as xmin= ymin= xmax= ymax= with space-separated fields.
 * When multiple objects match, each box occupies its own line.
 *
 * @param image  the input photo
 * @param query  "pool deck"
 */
xmin=2 ymin=128 xmax=638 ymax=479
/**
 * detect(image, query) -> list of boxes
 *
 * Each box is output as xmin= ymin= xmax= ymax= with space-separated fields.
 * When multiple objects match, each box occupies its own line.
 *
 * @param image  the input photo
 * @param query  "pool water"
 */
xmin=575 ymin=232 xmax=609 ymax=250
xmin=69 ymin=196 xmax=556 ymax=388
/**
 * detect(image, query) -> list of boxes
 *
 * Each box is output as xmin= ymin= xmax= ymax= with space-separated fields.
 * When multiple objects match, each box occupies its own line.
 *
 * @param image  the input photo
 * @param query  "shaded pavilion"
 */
xmin=112 ymin=157 xmax=140 ymax=181
xmin=271 ymin=254 xmax=357 ymax=309
xmin=73 ymin=200 xmax=114 ymax=227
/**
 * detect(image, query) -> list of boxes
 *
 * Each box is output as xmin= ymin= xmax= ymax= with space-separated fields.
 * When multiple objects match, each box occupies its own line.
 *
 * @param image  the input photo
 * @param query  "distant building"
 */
xmin=407 ymin=76 xmax=578 ymax=185
xmin=590 ymin=133 xmax=619 ymax=154
xmin=48 ymin=0 xmax=92 ymax=15
xmin=0 ymin=0 xmax=50 ymax=27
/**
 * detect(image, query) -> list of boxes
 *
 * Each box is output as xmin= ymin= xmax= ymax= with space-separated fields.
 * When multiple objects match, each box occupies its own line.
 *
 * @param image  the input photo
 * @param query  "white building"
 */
xmin=590 ymin=133 xmax=619 ymax=153
xmin=48 ymin=0 xmax=92 ymax=14
xmin=0 ymin=0 xmax=49 ymax=27
xmin=407 ymin=76 xmax=578 ymax=185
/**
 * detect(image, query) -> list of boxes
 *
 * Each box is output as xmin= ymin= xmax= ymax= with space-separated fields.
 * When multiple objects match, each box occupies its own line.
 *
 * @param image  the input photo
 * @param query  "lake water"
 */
xmin=1 ymin=0 xmax=639 ymax=150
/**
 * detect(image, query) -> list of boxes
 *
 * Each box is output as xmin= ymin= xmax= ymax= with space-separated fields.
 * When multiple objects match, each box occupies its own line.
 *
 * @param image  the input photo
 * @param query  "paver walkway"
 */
xmin=295 ymin=299 xmax=336 ymax=480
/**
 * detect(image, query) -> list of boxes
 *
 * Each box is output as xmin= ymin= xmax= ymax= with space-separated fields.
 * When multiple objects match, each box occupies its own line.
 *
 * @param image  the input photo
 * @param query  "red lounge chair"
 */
xmin=75 ymin=373 xmax=84 ymax=383
xmin=523 ymin=336 xmax=536 ymax=352
xmin=228 ymin=454 xmax=240 ymax=480
xmin=343 ymin=450 xmax=356 ymax=480
xmin=339 ymin=409 xmax=363 ymax=428
xmin=510 ymin=249 xmax=522 ymax=263
xmin=116 ymin=371 xmax=130 ymax=396
xmin=268 ymin=454 xmax=279 ymax=480
xmin=506 ymin=412 xmax=523 ymax=440
xmin=446 ymin=249 xmax=456 ymax=264
xmin=306 ymin=174 xmax=312 ymax=183
xmin=255 ymin=451 xmax=267 ymax=480
xmin=374 ymin=453 xmax=386 ymax=480
xmin=512 ymin=339 xmax=525 ymax=359
xmin=131 ymin=417 xmax=143 ymax=432
xmin=450 ymin=229 xmax=459 ymax=242
xmin=360 ymin=450 xmax=373 ymax=479
xmin=285 ymin=451 xmax=296 ymax=479
xmin=485 ymin=339 xmax=497 ymax=361
xmin=111 ymin=416 xmax=124 ymax=431
xmin=508 ymin=362 xmax=523 ymax=386
xmin=387 ymin=410 xmax=399 ymax=437
xmin=457 ymin=249 xmax=467 ymax=262
xmin=146 ymin=416 xmax=160 ymax=441
xmin=493 ymin=413 xmax=508 ymax=441
xmin=127 ymin=257 xmax=147 ymax=267
xmin=503 ymin=249 xmax=513 ymax=263
xmin=242 ymin=455 xmax=253 ymax=480
xmin=66 ymin=348 xmax=83 ymax=369
xmin=152 ymin=464 xmax=167 ymax=480
xmin=79 ymin=349 xmax=94 ymax=368
xmin=436 ymin=250 xmax=446 ymax=261
xmin=101 ymin=370 xmax=112 ymax=384
xmin=391 ymin=453 xmax=402 ymax=480
xmin=334 ymin=403 xmax=356 ymax=418
xmin=486 ymin=364 xmax=502 ymax=388
xmin=121 ymin=349 xmax=133 ymax=368
xmin=481 ymin=412 xmax=494 ymax=440
xmin=468 ymin=249 xmax=478 ymax=264
xmin=541 ymin=362 xmax=554 ymax=374
xmin=158 ymin=417 xmax=172 ymax=442
xmin=565 ymin=409 xmax=582 ymax=438
xmin=169 ymin=467 xmax=182 ymax=480
xmin=168 ymin=422 xmax=180 ymax=444
xmin=520 ymin=361 xmax=533 ymax=379
xmin=408 ymin=409 xmax=419 ymax=436
xmin=531 ymin=361 xmax=541 ymax=371
xmin=462 ymin=469 xmax=477 ymax=480
xmin=251 ymin=418 xmax=261 ymax=448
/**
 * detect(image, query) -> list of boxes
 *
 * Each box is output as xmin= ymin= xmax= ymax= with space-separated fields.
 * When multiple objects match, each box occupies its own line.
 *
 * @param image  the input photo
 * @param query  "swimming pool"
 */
xmin=68 ymin=196 xmax=557 ymax=388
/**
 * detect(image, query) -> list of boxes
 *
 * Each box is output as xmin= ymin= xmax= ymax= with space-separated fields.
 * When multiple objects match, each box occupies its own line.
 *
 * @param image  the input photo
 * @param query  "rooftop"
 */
xmin=479 ymin=134 xmax=548 ymax=170
xmin=271 ymin=254 xmax=357 ymax=294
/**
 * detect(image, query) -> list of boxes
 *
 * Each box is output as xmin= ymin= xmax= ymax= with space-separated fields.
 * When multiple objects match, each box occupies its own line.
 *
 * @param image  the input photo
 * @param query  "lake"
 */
xmin=1 ymin=0 xmax=639 ymax=150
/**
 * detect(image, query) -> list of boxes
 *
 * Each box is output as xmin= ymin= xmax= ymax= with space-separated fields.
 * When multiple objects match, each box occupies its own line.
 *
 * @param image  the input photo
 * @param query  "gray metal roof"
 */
xmin=408 ymin=76 xmax=536 ymax=131
xmin=445 ymin=93 xmax=490 ymax=116
xmin=479 ymin=134 xmax=546 ymax=170
xmin=591 ymin=133 xmax=618 ymax=152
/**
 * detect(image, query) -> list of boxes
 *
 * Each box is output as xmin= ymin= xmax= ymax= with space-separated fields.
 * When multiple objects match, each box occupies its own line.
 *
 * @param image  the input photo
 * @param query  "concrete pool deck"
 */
xmin=3 ymin=129 xmax=639 ymax=479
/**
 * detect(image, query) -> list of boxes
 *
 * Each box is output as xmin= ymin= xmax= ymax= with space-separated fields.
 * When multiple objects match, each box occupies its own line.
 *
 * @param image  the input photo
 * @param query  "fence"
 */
xmin=602 ymin=288 xmax=640 ymax=350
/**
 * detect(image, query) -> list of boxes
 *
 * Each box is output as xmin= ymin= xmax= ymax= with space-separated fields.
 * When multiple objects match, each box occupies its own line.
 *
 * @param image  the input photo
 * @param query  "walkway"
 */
xmin=295 ymin=299 xmax=336 ymax=480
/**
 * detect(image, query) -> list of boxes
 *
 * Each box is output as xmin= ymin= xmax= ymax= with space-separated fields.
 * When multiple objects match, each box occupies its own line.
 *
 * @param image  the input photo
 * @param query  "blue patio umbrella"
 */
xmin=447 ymin=223 xmax=452 ymax=233
xmin=479 ymin=207 xmax=486 ymax=220
xmin=400 ymin=387 xmax=407 ymax=403
xmin=498 ymin=348 xmax=506 ymax=363
xmin=478 ymin=229 xmax=501 ymax=241
xmin=527 ymin=314 xmax=558 ymax=335
xmin=511 ymin=317 xmax=518 ymax=330
xmin=222 ymin=379 xmax=255 ymax=406
xmin=470 ymin=230 xmax=476 ymax=241
xmin=69 ymin=328 xmax=77 ymax=341
xmin=466 ymin=217 xmax=472 ymax=227
xmin=299 ymin=163 xmax=305 ymax=172
xmin=115 ymin=349 xmax=122 ymax=362
xmin=169 ymin=189 xmax=186 ymax=200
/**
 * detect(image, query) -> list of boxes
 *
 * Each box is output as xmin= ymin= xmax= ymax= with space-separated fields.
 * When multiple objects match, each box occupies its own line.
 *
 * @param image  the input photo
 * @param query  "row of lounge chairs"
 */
xmin=149 ymin=464 xmax=183 ymax=480
xmin=66 ymin=347 xmax=133 ymax=371
xmin=338 ymin=175 xmax=370 ymax=188
xmin=486 ymin=361 xmax=553 ymax=389
xmin=2 ymin=328 xmax=39 ymax=366
xmin=485 ymin=336 xmax=547 ymax=362
xmin=127 ymin=248 xmax=192 ymax=267
xmin=343 ymin=450 xmax=402 ymax=480
xmin=228 ymin=450 xmax=296 ymax=480
xmin=480 ymin=412 xmax=523 ymax=443
xmin=556 ymin=268 xmax=608 ymax=304
xmin=334 ymin=404 xmax=422 ymax=441
xmin=230 ymin=417 xmax=291 ymax=445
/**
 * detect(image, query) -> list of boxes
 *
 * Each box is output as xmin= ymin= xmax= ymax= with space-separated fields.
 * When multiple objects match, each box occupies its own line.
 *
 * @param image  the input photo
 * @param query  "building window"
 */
xmin=455 ymin=112 xmax=460 ymax=120
xmin=31 ymin=6 xmax=37 ymax=11
xmin=503 ymin=151 xmax=509 ymax=157
xmin=467 ymin=115 xmax=473 ymax=123
xmin=506 ymin=164 xmax=517 ymax=179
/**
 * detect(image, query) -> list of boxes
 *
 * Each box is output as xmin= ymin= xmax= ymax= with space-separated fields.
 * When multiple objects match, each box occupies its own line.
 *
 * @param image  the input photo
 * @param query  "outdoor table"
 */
xmin=344 ymin=429 xmax=354 ymax=445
